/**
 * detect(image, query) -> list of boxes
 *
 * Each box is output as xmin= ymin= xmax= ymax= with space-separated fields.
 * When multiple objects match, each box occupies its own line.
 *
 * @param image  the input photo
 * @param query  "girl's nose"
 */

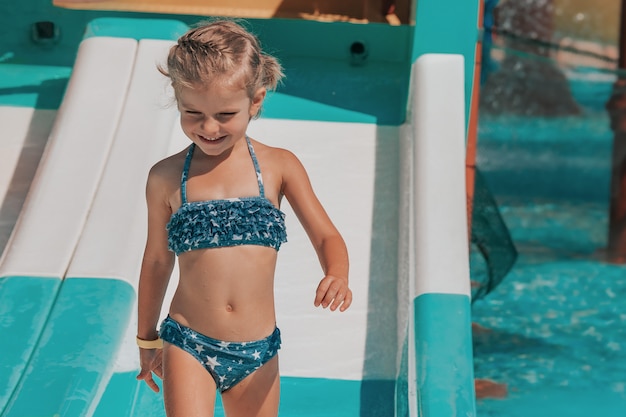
xmin=200 ymin=117 xmax=219 ymax=134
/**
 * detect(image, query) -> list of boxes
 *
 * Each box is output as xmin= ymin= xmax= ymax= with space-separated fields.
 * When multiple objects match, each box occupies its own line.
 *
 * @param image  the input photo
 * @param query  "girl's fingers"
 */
xmin=329 ymin=291 xmax=345 ymax=311
xmin=144 ymin=375 xmax=160 ymax=393
xmin=339 ymin=290 xmax=353 ymax=311
xmin=330 ymin=288 xmax=353 ymax=311
xmin=314 ymin=280 xmax=331 ymax=306
xmin=153 ymin=351 xmax=164 ymax=378
xmin=317 ymin=284 xmax=338 ymax=308
xmin=136 ymin=369 xmax=161 ymax=393
xmin=315 ymin=278 xmax=352 ymax=312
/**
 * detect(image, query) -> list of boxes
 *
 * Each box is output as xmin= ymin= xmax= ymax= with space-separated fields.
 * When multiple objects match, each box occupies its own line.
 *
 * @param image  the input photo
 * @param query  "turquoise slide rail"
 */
xmin=402 ymin=1 xmax=481 ymax=415
xmin=398 ymin=52 xmax=476 ymax=416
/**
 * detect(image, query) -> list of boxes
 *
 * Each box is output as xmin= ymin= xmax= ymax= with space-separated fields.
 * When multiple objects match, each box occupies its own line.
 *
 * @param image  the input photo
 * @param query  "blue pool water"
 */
xmin=472 ymin=101 xmax=626 ymax=415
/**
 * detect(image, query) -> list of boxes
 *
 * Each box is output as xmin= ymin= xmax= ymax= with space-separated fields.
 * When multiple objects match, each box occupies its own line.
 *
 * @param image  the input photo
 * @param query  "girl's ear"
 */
xmin=249 ymin=87 xmax=267 ymax=118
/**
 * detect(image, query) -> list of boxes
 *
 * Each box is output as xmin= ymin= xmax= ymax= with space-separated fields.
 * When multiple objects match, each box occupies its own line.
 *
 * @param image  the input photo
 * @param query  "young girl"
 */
xmin=135 ymin=20 xmax=352 ymax=417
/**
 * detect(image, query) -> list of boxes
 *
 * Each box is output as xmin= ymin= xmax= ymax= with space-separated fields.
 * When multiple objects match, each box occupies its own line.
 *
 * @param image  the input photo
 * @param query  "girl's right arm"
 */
xmin=136 ymin=165 xmax=176 ymax=391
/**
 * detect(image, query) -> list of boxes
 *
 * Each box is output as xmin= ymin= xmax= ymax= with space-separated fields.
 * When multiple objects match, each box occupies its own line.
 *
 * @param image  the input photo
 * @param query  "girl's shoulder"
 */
xmin=249 ymin=139 xmax=310 ymax=193
xmin=147 ymin=147 xmax=188 ymax=187
xmin=248 ymin=138 xmax=300 ymax=167
xmin=150 ymin=148 xmax=187 ymax=174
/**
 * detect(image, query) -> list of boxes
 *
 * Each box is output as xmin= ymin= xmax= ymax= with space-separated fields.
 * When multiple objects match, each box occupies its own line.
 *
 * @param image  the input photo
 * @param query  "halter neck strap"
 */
xmin=179 ymin=136 xmax=265 ymax=204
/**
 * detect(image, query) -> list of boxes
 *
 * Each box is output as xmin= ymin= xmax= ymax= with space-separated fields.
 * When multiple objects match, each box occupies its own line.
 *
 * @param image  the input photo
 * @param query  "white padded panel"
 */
xmin=66 ymin=39 xmax=177 ymax=284
xmin=411 ymin=54 xmax=471 ymax=297
xmin=0 ymin=37 xmax=138 ymax=278
xmin=246 ymin=119 xmax=384 ymax=380
xmin=0 ymin=108 xmax=56 ymax=255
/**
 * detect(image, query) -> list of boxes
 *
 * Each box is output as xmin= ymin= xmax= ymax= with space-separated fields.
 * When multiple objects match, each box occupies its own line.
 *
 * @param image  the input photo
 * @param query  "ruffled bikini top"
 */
xmin=167 ymin=137 xmax=287 ymax=255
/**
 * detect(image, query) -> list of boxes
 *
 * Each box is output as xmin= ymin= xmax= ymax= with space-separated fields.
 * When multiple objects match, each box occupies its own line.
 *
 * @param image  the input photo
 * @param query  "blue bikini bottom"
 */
xmin=159 ymin=315 xmax=281 ymax=392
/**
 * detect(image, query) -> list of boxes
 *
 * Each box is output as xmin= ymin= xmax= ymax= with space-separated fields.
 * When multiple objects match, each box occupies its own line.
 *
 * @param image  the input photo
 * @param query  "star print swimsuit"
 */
xmin=160 ymin=316 xmax=281 ymax=392
xmin=166 ymin=136 xmax=287 ymax=254
xmin=160 ymin=136 xmax=285 ymax=392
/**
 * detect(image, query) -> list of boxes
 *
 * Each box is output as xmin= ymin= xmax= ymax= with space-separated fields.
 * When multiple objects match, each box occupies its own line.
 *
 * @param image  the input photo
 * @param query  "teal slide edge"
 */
xmin=413 ymin=292 xmax=476 ymax=417
xmin=0 ymin=277 xmax=60 ymax=412
xmin=95 ymin=370 xmax=390 ymax=417
xmin=1 ymin=278 xmax=134 ymax=417
xmin=83 ymin=17 xmax=189 ymax=41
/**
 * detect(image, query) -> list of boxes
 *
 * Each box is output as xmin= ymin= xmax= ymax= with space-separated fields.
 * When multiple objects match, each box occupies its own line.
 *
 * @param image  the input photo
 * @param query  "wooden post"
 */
xmin=606 ymin=0 xmax=626 ymax=262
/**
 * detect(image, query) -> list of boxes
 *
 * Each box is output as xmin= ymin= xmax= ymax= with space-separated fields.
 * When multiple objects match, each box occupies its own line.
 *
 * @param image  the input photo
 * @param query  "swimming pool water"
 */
xmin=471 ymin=107 xmax=626 ymax=416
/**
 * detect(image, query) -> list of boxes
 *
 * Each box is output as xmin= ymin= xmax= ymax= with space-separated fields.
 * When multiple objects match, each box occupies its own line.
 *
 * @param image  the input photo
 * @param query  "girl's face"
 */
xmin=176 ymin=82 xmax=265 ymax=156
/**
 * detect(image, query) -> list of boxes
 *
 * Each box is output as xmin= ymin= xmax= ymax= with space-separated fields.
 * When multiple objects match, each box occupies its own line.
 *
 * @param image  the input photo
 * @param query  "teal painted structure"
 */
xmin=0 ymin=65 xmax=71 ymax=109
xmin=92 ymin=372 xmax=374 ymax=417
xmin=0 ymin=277 xmax=60 ymax=411
xmin=1 ymin=13 xmax=413 ymax=124
xmin=413 ymin=294 xmax=475 ymax=416
xmin=1 ymin=278 xmax=134 ymax=417
xmin=412 ymin=0 xmax=481 ymax=126
xmin=0 ymin=1 xmax=482 ymax=415
xmin=83 ymin=17 xmax=188 ymax=40
xmin=406 ymin=2 xmax=480 ymax=416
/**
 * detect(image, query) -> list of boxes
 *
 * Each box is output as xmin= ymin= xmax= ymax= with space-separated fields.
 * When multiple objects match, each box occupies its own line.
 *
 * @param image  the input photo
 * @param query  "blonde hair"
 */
xmin=160 ymin=20 xmax=284 ymax=106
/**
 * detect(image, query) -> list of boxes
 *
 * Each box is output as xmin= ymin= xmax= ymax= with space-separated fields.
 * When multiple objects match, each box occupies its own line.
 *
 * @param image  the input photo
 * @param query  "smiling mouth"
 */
xmin=199 ymin=135 xmax=224 ymax=142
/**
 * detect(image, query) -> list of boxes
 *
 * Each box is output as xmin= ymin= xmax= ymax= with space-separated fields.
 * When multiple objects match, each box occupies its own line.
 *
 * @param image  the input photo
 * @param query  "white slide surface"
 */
xmin=66 ymin=38 xmax=178 ymax=282
xmin=112 ymin=113 xmax=394 ymax=381
xmin=0 ymin=37 xmax=138 ymax=278
xmin=0 ymin=35 xmax=393 ymax=384
xmin=0 ymin=33 xmax=473 ymax=417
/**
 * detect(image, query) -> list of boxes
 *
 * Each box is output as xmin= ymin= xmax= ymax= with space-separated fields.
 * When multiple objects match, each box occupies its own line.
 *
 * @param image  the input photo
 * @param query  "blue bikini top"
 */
xmin=167 ymin=137 xmax=287 ymax=255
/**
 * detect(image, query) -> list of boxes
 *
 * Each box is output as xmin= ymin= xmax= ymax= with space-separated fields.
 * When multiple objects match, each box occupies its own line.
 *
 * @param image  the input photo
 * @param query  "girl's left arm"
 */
xmin=280 ymin=150 xmax=352 ymax=312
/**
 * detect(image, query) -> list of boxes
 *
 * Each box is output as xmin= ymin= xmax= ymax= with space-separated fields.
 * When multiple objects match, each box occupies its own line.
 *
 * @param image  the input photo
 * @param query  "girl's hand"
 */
xmin=314 ymin=275 xmax=352 ymax=312
xmin=136 ymin=347 xmax=163 ymax=393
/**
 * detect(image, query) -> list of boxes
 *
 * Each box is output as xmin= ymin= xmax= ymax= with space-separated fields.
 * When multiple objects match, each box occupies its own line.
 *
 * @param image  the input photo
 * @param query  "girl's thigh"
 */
xmin=221 ymin=355 xmax=280 ymax=417
xmin=163 ymin=344 xmax=218 ymax=417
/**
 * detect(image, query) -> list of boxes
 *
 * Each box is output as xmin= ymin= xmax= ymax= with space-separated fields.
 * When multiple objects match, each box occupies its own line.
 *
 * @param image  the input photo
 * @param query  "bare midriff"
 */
xmin=169 ymin=245 xmax=279 ymax=342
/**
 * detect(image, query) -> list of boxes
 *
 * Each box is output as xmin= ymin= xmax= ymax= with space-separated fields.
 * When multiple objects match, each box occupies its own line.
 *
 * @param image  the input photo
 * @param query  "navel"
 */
xmin=225 ymin=304 xmax=233 ymax=312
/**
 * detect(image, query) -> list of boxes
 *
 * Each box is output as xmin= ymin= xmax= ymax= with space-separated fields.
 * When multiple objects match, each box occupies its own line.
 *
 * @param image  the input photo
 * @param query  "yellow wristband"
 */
xmin=136 ymin=336 xmax=163 ymax=349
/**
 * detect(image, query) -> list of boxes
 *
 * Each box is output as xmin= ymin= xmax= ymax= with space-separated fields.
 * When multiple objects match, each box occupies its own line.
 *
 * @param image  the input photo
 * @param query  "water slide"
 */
xmin=0 ymin=15 xmax=475 ymax=417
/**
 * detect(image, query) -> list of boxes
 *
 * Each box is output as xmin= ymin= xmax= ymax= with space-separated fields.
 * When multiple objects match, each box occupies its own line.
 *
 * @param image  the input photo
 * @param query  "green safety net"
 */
xmin=470 ymin=168 xmax=518 ymax=302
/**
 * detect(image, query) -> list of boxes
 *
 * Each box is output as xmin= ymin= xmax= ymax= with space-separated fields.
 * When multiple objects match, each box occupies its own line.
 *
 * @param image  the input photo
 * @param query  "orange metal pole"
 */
xmin=466 ymin=0 xmax=484 ymax=233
